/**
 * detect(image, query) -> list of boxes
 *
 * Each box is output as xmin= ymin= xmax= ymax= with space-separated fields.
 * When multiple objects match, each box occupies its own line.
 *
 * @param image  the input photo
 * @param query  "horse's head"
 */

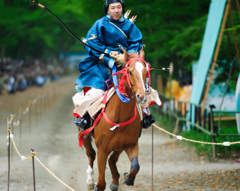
xmin=114 ymin=49 xmax=149 ymax=105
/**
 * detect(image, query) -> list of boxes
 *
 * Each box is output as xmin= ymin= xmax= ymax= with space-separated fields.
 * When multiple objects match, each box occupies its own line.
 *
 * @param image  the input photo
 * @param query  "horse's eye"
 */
xmin=129 ymin=71 xmax=133 ymax=75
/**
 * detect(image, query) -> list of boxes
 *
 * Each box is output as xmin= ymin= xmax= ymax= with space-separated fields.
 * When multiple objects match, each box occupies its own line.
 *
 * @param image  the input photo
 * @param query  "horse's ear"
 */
xmin=140 ymin=48 xmax=145 ymax=59
xmin=124 ymin=49 xmax=130 ymax=63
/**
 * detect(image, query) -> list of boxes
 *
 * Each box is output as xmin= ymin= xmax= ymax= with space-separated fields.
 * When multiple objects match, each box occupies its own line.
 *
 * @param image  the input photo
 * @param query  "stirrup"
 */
xmin=74 ymin=113 xmax=90 ymax=130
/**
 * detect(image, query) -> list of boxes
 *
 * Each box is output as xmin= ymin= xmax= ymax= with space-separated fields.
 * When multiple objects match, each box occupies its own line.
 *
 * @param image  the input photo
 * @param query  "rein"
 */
xmin=112 ymin=57 xmax=152 ymax=97
xmin=103 ymin=106 xmax=137 ymax=131
xmin=79 ymin=58 xmax=149 ymax=147
xmin=78 ymin=90 xmax=137 ymax=147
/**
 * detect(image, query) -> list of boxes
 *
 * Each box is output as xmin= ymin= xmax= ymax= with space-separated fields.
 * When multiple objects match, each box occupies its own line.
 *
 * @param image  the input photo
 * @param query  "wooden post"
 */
xmin=228 ymin=3 xmax=240 ymax=68
xmin=18 ymin=108 xmax=22 ymax=146
xmin=203 ymin=109 xmax=207 ymax=129
xmin=169 ymin=63 xmax=173 ymax=131
xmin=202 ymin=0 xmax=231 ymax=108
xmin=151 ymin=126 xmax=154 ymax=191
xmin=236 ymin=0 xmax=240 ymax=16
xmin=189 ymin=103 xmax=192 ymax=129
xmin=11 ymin=114 xmax=14 ymax=162
xmin=31 ymin=148 xmax=36 ymax=191
xmin=157 ymin=75 xmax=163 ymax=94
xmin=7 ymin=120 xmax=10 ymax=191
xmin=209 ymin=105 xmax=216 ymax=158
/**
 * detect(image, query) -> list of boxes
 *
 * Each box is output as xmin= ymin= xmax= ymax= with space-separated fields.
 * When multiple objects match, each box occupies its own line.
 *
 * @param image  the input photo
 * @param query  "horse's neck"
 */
xmin=117 ymin=87 xmax=136 ymax=112
xmin=108 ymin=86 xmax=136 ymax=119
xmin=113 ymin=73 xmax=137 ymax=116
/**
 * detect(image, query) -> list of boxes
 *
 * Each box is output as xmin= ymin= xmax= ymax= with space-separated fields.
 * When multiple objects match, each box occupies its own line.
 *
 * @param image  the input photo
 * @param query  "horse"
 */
xmin=81 ymin=48 xmax=148 ymax=191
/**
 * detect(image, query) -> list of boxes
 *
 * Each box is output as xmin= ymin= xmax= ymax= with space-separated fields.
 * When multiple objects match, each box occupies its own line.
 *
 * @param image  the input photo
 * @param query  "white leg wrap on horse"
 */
xmin=86 ymin=165 xmax=94 ymax=184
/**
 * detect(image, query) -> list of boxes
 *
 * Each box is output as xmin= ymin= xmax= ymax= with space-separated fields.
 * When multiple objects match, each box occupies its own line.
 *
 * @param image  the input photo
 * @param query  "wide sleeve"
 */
xmin=83 ymin=20 xmax=114 ymax=67
xmin=127 ymin=24 xmax=143 ymax=53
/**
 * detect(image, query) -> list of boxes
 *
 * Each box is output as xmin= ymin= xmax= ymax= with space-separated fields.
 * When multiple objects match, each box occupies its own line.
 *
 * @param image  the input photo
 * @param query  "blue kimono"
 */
xmin=75 ymin=15 xmax=143 ymax=90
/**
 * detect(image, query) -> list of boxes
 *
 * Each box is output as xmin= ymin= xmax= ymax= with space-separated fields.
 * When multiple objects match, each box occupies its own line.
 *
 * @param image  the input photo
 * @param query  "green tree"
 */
xmin=1 ymin=0 xmax=238 ymax=84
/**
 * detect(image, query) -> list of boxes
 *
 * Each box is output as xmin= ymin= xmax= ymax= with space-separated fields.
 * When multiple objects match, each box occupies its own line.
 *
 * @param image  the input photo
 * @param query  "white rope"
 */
xmin=153 ymin=124 xmax=240 ymax=146
xmin=7 ymin=129 xmax=76 ymax=191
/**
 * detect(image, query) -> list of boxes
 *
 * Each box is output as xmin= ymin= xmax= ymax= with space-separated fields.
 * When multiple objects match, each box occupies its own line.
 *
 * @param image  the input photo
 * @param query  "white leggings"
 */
xmin=72 ymin=88 xmax=105 ymax=118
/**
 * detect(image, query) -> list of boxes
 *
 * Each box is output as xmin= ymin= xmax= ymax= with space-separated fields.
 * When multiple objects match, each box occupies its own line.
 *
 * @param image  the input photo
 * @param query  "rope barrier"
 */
xmin=7 ymin=128 xmax=76 ymax=191
xmin=153 ymin=123 xmax=240 ymax=146
xmin=7 ymin=129 xmax=32 ymax=160
xmin=4 ymin=81 xmax=77 ymax=191
xmin=4 ymin=84 xmax=240 ymax=191
xmin=34 ymin=156 xmax=76 ymax=191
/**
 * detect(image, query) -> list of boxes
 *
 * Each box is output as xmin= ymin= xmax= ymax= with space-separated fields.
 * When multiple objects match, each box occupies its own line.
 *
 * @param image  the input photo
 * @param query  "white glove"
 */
xmin=110 ymin=51 xmax=119 ymax=57
xmin=111 ymin=54 xmax=125 ymax=67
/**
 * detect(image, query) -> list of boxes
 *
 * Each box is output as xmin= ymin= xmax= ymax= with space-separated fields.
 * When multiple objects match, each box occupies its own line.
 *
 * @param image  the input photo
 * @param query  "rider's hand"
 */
xmin=110 ymin=51 xmax=119 ymax=57
xmin=112 ymin=54 xmax=125 ymax=67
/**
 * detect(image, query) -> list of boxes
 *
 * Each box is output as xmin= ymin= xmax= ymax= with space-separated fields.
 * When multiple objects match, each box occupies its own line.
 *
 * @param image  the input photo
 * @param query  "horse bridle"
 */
xmin=112 ymin=57 xmax=152 ymax=98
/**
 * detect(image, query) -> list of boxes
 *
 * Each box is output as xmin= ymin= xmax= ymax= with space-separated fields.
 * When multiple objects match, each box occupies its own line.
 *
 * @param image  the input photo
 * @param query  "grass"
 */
xmin=180 ymin=129 xmax=240 ymax=158
xmin=151 ymin=108 xmax=240 ymax=159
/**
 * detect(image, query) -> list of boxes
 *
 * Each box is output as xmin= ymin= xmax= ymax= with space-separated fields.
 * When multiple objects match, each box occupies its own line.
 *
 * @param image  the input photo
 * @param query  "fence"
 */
xmin=4 ymin=80 xmax=76 ymax=191
xmin=153 ymin=93 xmax=240 ymax=158
xmin=4 ymin=84 xmax=240 ymax=190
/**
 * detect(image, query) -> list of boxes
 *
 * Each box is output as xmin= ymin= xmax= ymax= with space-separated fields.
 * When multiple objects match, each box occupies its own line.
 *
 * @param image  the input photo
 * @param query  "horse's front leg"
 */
xmin=124 ymin=143 xmax=140 ymax=186
xmin=95 ymin=147 xmax=109 ymax=191
xmin=108 ymin=150 xmax=123 ymax=191
xmin=83 ymin=134 xmax=96 ymax=190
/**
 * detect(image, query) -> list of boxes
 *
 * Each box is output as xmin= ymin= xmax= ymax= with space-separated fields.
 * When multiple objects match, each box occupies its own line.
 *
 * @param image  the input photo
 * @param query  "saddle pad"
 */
xmin=87 ymin=87 xmax=143 ymax=120
xmin=88 ymin=87 xmax=116 ymax=119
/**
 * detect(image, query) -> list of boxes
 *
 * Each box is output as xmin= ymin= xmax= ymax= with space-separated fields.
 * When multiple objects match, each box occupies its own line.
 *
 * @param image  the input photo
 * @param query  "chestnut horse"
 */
xmin=82 ymin=49 xmax=147 ymax=191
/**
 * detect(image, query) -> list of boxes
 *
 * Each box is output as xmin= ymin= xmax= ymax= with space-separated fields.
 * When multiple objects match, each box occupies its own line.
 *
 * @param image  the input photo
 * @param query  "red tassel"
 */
xmin=73 ymin=110 xmax=81 ymax=118
xmin=78 ymin=126 xmax=94 ymax=147
xmin=78 ymin=91 xmax=109 ymax=147
xmin=83 ymin=87 xmax=91 ymax=95
xmin=118 ymin=74 xmax=128 ymax=96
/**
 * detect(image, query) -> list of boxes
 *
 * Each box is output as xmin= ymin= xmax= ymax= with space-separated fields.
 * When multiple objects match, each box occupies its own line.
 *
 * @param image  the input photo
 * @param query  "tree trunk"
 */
xmin=1 ymin=45 xmax=6 ymax=58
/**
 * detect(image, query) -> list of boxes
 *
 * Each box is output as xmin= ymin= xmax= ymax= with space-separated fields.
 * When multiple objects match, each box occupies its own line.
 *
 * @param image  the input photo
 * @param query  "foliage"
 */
xmin=214 ymin=2 xmax=240 ymax=88
xmin=151 ymin=107 xmax=240 ymax=158
xmin=0 ymin=0 xmax=88 ymax=60
xmin=0 ymin=0 xmax=239 ymax=80
xmin=129 ymin=0 xmax=210 ymax=79
xmin=181 ymin=128 xmax=240 ymax=158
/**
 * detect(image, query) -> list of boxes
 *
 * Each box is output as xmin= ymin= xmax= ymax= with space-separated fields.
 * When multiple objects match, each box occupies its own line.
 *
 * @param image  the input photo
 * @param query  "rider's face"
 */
xmin=107 ymin=3 xmax=123 ymax=21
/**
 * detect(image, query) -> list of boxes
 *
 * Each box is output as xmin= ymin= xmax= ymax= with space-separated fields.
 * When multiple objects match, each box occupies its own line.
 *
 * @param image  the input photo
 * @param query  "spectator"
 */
xmin=7 ymin=73 xmax=17 ymax=94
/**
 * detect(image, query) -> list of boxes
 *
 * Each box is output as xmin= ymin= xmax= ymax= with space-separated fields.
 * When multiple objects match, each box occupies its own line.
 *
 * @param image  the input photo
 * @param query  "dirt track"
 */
xmin=0 ymin=75 xmax=240 ymax=191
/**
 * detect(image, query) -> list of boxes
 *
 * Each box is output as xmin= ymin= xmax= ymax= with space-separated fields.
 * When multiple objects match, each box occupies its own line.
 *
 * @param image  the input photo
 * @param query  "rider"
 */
xmin=72 ymin=0 xmax=158 ymax=130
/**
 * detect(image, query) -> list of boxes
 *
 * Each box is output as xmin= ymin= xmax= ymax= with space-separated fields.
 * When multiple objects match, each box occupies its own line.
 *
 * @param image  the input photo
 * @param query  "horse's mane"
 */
xmin=128 ymin=52 xmax=140 ymax=59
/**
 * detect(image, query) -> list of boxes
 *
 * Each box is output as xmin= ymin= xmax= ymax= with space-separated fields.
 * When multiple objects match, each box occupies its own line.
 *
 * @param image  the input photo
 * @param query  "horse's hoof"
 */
xmin=123 ymin=172 xmax=135 ymax=186
xmin=110 ymin=183 xmax=119 ymax=191
xmin=87 ymin=183 xmax=94 ymax=190
xmin=94 ymin=184 xmax=99 ymax=191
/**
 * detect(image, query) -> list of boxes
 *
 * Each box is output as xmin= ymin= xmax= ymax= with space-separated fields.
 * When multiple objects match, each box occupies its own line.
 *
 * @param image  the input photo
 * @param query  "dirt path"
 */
xmin=0 ymin=75 xmax=240 ymax=191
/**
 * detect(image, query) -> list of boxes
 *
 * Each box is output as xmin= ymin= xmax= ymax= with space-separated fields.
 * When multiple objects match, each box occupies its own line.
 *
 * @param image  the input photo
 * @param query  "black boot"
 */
xmin=74 ymin=113 xmax=90 ymax=130
xmin=142 ymin=114 xmax=155 ymax=129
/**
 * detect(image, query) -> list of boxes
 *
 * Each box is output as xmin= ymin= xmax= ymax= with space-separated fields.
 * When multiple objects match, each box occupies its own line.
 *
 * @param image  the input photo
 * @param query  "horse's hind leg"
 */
xmin=83 ymin=135 xmax=96 ymax=190
xmin=108 ymin=150 xmax=123 ymax=191
xmin=124 ymin=143 xmax=140 ymax=186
